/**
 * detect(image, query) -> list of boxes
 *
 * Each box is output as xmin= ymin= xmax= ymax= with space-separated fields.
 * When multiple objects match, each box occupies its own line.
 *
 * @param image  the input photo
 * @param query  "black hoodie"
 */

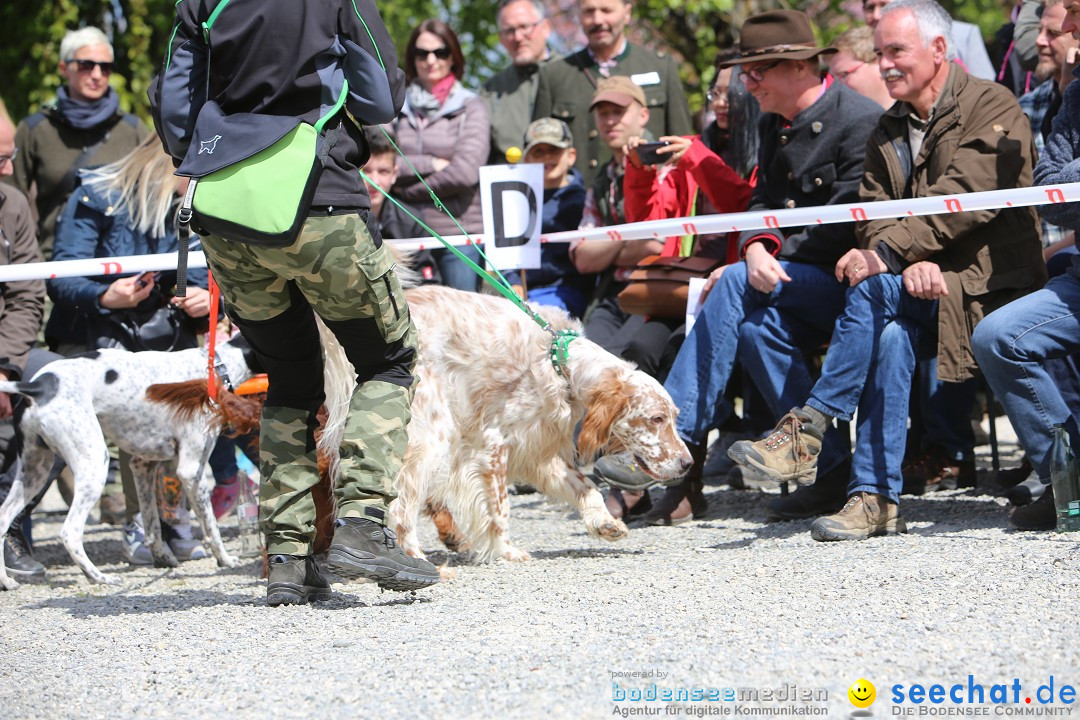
xmin=150 ymin=0 xmax=405 ymax=210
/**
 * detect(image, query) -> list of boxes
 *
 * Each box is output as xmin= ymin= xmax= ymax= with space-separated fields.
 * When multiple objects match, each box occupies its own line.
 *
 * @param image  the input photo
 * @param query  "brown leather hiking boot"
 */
xmin=727 ymin=408 xmax=822 ymax=486
xmin=901 ymin=446 xmax=975 ymax=495
xmin=810 ymin=492 xmax=908 ymax=541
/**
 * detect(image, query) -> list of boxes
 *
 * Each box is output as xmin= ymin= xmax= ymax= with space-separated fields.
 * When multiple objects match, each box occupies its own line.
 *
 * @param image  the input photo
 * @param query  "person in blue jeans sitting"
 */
xmin=972 ymin=9 xmax=1080 ymax=530
xmin=728 ymin=0 xmax=1046 ymax=541
xmin=645 ymin=9 xmax=884 ymax=523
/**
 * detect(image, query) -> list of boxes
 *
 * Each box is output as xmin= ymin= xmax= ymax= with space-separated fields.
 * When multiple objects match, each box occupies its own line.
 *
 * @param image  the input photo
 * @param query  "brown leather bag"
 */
xmin=616 ymin=254 xmax=724 ymax=318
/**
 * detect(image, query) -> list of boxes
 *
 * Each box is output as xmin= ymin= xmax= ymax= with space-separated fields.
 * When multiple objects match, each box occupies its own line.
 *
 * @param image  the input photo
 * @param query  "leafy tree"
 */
xmin=1 ymin=0 xmax=1009 ymax=125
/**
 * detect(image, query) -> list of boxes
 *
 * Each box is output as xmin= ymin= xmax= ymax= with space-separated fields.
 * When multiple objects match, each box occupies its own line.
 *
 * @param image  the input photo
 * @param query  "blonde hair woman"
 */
xmin=47 ymin=134 xmax=210 ymax=354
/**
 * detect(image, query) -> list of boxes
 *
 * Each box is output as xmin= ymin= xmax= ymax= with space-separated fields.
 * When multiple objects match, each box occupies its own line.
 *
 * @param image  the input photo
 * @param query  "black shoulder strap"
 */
xmin=24 ymin=111 xmax=47 ymax=131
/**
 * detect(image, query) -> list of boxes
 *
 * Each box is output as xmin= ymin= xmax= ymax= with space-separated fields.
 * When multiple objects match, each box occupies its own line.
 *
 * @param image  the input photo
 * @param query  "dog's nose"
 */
xmin=678 ymin=453 xmax=694 ymax=473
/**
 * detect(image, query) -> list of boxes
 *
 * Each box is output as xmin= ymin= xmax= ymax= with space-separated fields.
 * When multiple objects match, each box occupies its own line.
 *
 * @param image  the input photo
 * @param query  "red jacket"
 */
xmin=623 ymin=136 xmax=752 ymax=260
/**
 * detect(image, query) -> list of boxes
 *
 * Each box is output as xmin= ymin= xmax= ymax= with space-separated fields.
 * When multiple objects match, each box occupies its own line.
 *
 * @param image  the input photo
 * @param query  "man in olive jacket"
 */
xmin=483 ymin=0 xmax=553 ymax=164
xmin=532 ymin=0 xmax=692 ymax=188
xmin=0 ymin=99 xmax=47 ymax=580
xmin=730 ymin=0 xmax=1046 ymax=541
xmin=5 ymin=27 xmax=146 ymax=259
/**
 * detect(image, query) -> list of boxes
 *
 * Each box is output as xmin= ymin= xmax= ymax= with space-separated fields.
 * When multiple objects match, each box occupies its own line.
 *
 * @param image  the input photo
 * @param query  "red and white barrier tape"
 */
xmin=1 ymin=182 xmax=1076 ymax=282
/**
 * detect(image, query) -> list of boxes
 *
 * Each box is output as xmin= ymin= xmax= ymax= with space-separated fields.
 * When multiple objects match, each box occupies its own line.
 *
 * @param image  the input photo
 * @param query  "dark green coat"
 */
xmin=533 ymin=42 xmax=693 ymax=188
xmin=7 ymin=107 xmax=147 ymax=258
xmin=482 ymin=55 xmax=551 ymax=165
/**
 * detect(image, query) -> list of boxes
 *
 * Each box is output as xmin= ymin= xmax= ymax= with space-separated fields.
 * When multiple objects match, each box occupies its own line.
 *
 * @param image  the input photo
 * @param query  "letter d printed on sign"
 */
xmin=480 ymin=161 xmax=544 ymax=271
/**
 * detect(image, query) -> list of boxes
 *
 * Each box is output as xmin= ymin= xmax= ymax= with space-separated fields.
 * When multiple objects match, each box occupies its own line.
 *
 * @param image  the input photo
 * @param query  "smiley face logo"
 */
xmin=848 ymin=679 xmax=876 ymax=708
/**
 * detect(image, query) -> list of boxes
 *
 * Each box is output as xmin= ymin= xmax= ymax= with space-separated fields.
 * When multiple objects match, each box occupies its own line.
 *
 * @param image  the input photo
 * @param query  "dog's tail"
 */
xmin=316 ymin=316 xmax=355 ymax=486
xmin=0 ymin=373 xmax=58 ymax=404
xmin=386 ymin=243 xmax=423 ymax=290
xmin=145 ymin=379 xmax=263 ymax=437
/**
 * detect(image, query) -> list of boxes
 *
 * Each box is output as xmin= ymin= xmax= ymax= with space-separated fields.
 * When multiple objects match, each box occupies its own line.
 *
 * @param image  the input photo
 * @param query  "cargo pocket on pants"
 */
xmin=357 ymin=245 xmax=409 ymax=344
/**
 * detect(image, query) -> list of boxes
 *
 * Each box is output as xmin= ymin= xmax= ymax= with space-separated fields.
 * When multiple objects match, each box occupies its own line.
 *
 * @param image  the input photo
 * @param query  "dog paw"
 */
xmin=97 ymin=574 xmax=122 ymax=586
xmin=0 ymin=577 xmax=19 ymax=591
xmin=217 ymin=554 xmax=240 ymax=569
xmin=595 ymin=517 xmax=629 ymax=542
xmin=500 ymin=546 xmax=531 ymax=562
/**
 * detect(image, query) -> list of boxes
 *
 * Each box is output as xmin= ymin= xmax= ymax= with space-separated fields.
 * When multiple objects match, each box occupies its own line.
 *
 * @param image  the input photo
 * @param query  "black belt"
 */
xmin=308 ymin=206 xmax=366 ymax=217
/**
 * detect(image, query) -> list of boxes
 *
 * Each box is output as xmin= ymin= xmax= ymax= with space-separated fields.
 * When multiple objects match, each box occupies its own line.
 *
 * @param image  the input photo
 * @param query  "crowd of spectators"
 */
xmin=4 ymin=0 xmax=1080 ymax=582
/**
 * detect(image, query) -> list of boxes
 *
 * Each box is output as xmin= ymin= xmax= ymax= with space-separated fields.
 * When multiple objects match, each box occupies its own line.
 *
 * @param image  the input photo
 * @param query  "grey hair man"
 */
xmin=483 ymin=0 xmax=553 ymax=163
xmin=5 ymin=26 xmax=146 ymax=257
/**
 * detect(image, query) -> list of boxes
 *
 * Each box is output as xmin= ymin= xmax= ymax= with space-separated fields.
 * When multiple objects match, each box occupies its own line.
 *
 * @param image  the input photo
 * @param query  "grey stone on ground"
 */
xmin=1 ymin=425 xmax=1078 ymax=719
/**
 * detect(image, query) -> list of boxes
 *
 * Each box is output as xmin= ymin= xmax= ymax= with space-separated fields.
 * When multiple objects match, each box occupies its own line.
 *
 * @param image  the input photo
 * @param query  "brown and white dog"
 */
xmin=320 ymin=285 xmax=693 ymax=565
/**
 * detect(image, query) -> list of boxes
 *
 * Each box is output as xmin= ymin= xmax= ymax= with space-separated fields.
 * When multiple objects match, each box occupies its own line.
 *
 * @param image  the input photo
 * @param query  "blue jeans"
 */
xmin=918 ymin=359 xmax=977 ymax=461
xmin=807 ymin=274 xmax=939 ymax=502
xmin=971 ymin=272 xmax=1080 ymax=480
xmin=528 ymin=283 xmax=589 ymax=319
xmin=434 ymin=244 xmax=482 ymax=291
xmin=663 ymin=260 xmax=848 ymax=460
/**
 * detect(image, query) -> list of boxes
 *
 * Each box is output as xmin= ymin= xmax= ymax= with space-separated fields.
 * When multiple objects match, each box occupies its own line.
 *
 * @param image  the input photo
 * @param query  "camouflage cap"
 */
xmin=523 ymin=117 xmax=574 ymax=155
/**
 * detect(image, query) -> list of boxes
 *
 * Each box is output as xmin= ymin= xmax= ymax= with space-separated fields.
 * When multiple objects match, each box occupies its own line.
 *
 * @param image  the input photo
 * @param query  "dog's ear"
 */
xmin=217 ymin=389 xmax=264 ymax=437
xmin=577 ymin=371 xmax=631 ymax=461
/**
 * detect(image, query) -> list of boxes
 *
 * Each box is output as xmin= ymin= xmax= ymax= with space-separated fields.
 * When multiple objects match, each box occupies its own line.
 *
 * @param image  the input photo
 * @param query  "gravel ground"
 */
xmin=1 ymin=420 xmax=1078 ymax=720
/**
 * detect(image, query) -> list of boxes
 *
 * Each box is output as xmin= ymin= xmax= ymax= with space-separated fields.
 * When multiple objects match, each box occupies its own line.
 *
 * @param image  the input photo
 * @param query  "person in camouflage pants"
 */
xmin=153 ymin=0 xmax=439 ymax=605
xmin=202 ymin=212 xmax=440 ymax=604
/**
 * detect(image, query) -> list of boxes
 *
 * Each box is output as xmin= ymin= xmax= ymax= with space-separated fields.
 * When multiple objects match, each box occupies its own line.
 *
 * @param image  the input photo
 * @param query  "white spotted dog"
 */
xmin=0 ymin=334 xmax=259 ymax=590
xmin=318 ymin=285 xmax=693 ymax=567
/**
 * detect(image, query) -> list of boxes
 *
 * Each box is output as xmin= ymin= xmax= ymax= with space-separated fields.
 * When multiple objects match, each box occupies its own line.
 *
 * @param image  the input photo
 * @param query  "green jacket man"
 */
xmin=532 ymin=0 xmax=692 ymax=188
xmin=483 ymin=0 xmax=554 ymax=164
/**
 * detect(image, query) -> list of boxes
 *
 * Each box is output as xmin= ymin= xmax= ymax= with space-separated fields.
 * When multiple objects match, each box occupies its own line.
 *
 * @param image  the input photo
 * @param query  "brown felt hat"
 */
xmin=720 ymin=10 xmax=836 ymax=66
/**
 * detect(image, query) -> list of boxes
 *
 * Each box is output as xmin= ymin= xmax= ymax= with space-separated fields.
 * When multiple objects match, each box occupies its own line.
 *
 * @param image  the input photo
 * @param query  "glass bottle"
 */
xmin=1049 ymin=423 xmax=1080 ymax=532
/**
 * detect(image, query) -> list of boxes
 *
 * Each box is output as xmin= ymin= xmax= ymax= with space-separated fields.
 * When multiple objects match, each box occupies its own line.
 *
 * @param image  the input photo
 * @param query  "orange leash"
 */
xmin=206 ymin=271 xmax=220 ymax=402
xmin=205 ymin=272 xmax=268 ymax=398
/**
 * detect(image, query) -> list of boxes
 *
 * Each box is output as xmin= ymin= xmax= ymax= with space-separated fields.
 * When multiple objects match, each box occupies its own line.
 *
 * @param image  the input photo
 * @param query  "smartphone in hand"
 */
xmin=136 ymin=271 xmax=158 ymax=289
xmin=632 ymin=141 xmax=671 ymax=165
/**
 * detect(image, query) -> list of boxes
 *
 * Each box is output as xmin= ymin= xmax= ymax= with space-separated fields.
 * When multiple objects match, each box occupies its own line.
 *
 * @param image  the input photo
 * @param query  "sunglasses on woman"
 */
xmin=70 ymin=59 xmax=114 ymax=74
xmin=413 ymin=46 xmax=451 ymax=61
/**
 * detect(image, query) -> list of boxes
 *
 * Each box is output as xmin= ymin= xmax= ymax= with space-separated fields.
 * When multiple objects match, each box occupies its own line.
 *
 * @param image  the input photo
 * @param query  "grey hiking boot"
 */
xmin=327 ymin=518 xmax=440 ymax=591
xmin=809 ymin=492 xmax=908 ymax=541
xmin=727 ymin=408 xmax=822 ymax=486
xmin=266 ymin=554 xmax=333 ymax=606
xmin=593 ymin=453 xmax=661 ymax=491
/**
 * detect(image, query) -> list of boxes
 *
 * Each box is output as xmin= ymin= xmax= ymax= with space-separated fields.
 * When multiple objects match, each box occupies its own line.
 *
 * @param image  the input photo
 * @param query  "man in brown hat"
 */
xmin=637 ymin=9 xmax=884 ymax=524
xmin=532 ymin=0 xmax=693 ymax=188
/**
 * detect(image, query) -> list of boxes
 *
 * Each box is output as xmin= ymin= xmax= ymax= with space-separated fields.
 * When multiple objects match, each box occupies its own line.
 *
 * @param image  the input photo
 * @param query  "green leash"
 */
xmin=360 ymin=170 xmax=580 ymax=376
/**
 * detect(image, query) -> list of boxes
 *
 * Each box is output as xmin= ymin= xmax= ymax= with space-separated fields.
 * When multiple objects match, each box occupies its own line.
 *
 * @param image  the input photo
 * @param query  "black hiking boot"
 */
xmin=4 ymin=525 xmax=45 ymax=582
xmin=266 ymin=554 xmax=333 ymax=607
xmin=327 ymin=518 xmax=440 ymax=591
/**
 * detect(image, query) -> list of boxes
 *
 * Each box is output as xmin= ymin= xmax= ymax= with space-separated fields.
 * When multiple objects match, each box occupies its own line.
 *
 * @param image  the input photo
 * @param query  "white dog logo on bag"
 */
xmin=199 ymin=135 xmax=222 ymax=155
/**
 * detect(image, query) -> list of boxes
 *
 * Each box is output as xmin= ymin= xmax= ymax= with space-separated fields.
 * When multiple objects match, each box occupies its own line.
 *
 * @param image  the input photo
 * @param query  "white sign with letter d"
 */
xmin=479 ymin=162 xmax=543 ymax=271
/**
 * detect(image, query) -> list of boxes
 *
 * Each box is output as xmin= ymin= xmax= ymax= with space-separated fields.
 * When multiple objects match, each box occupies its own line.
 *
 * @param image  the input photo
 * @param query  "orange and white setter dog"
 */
xmin=320 ymin=285 xmax=693 ymax=565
